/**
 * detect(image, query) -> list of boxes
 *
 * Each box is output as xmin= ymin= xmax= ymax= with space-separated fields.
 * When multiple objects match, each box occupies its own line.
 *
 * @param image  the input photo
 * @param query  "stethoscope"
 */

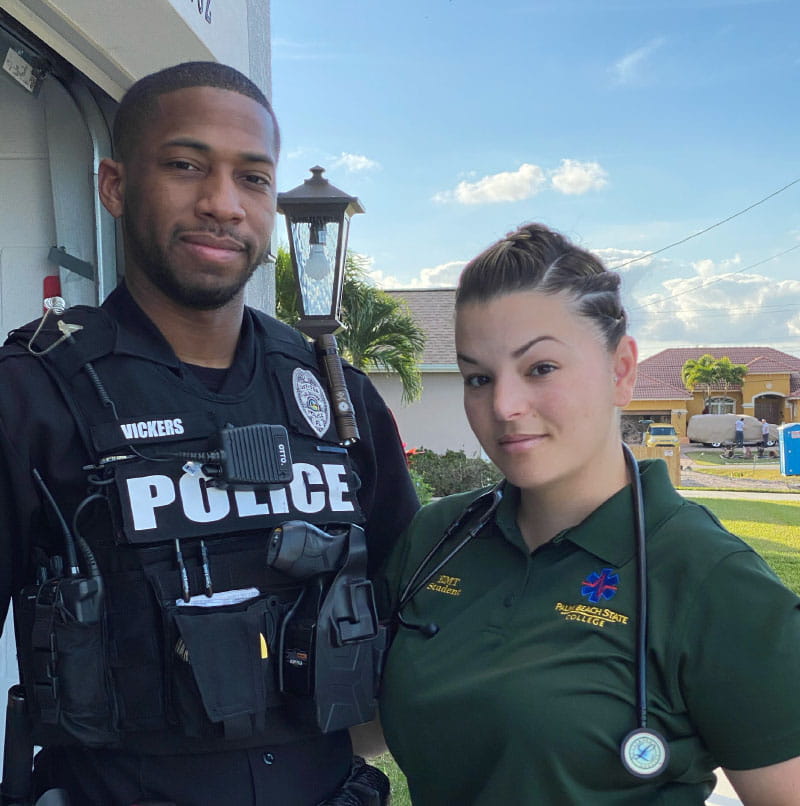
xmin=395 ymin=442 xmax=670 ymax=779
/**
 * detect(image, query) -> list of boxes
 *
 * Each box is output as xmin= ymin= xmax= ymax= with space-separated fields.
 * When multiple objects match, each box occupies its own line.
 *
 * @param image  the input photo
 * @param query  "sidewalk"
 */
xmin=707 ymin=769 xmax=741 ymax=805
xmin=681 ymin=488 xmax=800 ymax=502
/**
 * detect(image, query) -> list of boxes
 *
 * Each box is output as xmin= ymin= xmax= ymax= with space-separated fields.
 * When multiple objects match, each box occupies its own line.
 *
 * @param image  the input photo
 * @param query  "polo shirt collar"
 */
xmin=494 ymin=459 xmax=685 ymax=567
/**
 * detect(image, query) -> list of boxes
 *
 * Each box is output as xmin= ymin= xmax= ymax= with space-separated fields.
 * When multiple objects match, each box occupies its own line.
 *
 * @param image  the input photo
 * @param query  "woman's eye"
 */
xmin=464 ymin=374 xmax=490 ymax=388
xmin=529 ymin=362 xmax=557 ymax=377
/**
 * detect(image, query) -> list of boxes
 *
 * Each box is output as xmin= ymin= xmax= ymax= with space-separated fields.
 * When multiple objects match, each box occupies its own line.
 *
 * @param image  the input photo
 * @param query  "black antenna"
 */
xmin=32 ymin=468 xmax=79 ymax=576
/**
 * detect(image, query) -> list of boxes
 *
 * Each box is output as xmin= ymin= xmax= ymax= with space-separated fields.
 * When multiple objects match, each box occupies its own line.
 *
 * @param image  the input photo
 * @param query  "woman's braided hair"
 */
xmin=455 ymin=223 xmax=627 ymax=350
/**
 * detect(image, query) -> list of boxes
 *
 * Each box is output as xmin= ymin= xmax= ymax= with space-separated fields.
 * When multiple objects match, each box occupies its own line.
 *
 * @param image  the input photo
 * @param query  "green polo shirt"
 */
xmin=378 ymin=460 xmax=800 ymax=805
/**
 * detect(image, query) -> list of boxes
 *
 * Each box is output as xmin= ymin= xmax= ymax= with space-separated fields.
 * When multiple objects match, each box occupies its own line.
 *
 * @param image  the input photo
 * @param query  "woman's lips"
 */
xmin=498 ymin=433 xmax=545 ymax=452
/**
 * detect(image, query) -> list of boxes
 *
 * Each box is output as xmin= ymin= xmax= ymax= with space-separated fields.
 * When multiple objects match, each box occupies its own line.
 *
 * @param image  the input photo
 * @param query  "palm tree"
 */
xmin=713 ymin=356 xmax=748 ymax=393
xmin=274 ymin=248 xmax=426 ymax=403
xmin=274 ymin=246 xmax=301 ymax=327
xmin=680 ymin=354 xmax=718 ymax=405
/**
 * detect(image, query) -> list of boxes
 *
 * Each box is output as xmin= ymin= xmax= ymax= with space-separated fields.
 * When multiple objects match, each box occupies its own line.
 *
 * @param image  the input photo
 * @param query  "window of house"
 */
xmin=708 ymin=397 xmax=734 ymax=415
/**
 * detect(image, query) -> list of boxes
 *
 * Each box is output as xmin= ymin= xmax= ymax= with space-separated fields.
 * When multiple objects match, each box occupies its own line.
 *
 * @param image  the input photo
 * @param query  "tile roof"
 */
xmin=637 ymin=346 xmax=800 ymax=398
xmin=631 ymin=369 xmax=692 ymax=401
xmin=386 ymin=288 xmax=457 ymax=366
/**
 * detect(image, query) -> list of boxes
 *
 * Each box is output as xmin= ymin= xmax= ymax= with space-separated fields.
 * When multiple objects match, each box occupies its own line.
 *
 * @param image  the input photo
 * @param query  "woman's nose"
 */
xmin=492 ymin=377 xmax=528 ymax=421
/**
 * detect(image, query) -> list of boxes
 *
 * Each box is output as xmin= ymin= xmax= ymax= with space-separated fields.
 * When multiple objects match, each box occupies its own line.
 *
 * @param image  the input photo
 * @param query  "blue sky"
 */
xmin=271 ymin=0 xmax=800 ymax=358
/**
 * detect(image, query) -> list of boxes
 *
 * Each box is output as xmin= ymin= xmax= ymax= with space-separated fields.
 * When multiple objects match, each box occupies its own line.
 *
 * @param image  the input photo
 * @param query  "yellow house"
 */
xmin=624 ymin=347 xmax=800 ymax=440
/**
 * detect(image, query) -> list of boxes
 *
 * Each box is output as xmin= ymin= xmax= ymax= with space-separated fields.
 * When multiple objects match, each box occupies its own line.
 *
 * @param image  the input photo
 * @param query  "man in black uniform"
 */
xmin=0 ymin=62 xmax=418 ymax=805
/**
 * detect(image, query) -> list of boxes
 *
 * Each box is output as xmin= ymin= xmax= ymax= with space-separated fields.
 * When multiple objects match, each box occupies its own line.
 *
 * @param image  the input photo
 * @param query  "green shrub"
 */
xmin=408 ymin=448 xmax=502 ymax=497
xmin=407 ymin=466 xmax=434 ymax=505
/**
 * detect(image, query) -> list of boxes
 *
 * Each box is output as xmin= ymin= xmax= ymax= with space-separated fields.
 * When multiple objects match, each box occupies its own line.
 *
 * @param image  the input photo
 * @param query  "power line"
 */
xmin=626 ymin=243 xmax=800 ymax=312
xmin=629 ymin=303 xmax=800 ymax=321
xmin=611 ymin=176 xmax=800 ymax=270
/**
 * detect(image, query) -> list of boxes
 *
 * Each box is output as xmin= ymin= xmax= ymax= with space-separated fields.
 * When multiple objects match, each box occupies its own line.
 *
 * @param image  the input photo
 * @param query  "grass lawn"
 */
xmin=372 ymin=752 xmax=411 ymax=806
xmin=689 ymin=496 xmax=800 ymax=594
xmin=371 ymin=494 xmax=800 ymax=802
xmin=691 ymin=467 xmax=788 ymax=482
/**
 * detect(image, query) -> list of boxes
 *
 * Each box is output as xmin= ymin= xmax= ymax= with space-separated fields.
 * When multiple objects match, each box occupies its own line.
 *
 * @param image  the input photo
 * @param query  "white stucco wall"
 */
xmin=370 ymin=371 xmax=484 ymax=457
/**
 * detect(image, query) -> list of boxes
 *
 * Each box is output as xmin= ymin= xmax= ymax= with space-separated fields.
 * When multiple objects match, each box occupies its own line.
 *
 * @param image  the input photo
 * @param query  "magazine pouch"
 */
xmin=17 ymin=579 xmax=117 ymax=746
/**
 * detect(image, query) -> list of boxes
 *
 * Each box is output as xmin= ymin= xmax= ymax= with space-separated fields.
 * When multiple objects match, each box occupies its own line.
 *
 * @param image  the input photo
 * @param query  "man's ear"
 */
xmin=98 ymin=158 xmax=125 ymax=219
xmin=612 ymin=334 xmax=638 ymax=407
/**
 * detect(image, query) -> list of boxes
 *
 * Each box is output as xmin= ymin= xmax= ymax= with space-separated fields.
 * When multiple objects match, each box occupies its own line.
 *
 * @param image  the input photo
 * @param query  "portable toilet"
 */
xmin=779 ymin=423 xmax=800 ymax=476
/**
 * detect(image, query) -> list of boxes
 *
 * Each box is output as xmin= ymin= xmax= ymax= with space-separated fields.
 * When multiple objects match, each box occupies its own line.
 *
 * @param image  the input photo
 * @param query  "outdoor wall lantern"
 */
xmin=277 ymin=166 xmax=365 ymax=446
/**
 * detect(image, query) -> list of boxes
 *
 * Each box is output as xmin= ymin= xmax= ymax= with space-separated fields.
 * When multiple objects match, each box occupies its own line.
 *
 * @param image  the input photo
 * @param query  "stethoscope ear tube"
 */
xmin=395 ymin=482 xmax=504 ymax=637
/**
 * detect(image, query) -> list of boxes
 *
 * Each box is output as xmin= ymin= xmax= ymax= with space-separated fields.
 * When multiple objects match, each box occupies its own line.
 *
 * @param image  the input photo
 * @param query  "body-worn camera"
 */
xmin=267 ymin=521 xmax=386 ymax=733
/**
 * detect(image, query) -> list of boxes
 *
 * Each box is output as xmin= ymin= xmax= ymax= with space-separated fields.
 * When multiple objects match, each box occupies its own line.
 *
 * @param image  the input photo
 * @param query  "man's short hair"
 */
xmin=112 ymin=61 xmax=280 ymax=162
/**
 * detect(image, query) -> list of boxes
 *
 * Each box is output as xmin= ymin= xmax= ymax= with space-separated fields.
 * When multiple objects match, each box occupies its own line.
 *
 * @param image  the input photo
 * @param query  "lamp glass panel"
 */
xmin=289 ymin=218 xmax=340 ymax=316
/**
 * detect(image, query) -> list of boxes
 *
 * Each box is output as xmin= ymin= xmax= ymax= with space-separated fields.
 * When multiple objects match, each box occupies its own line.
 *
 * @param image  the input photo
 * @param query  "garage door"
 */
xmin=0 ymin=17 xmax=117 ymax=753
xmin=0 ymin=53 xmax=57 ymax=338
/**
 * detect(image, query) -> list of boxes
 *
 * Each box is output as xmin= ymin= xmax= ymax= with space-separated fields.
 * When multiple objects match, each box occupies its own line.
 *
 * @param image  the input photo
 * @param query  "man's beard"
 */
xmin=122 ymin=211 xmax=266 ymax=311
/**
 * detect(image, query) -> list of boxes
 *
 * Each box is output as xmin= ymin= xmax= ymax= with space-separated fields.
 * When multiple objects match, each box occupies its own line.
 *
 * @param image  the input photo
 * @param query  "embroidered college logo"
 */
xmin=581 ymin=567 xmax=619 ymax=603
xmin=292 ymin=368 xmax=330 ymax=438
xmin=554 ymin=602 xmax=629 ymax=628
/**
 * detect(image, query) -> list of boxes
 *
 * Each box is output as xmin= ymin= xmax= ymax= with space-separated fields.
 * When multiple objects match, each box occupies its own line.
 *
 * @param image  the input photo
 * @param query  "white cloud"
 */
xmin=626 ymin=261 xmax=800 ymax=351
xmin=691 ymin=254 xmax=741 ymax=279
xmin=610 ymin=37 xmax=665 ymax=85
xmin=433 ymin=163 xmax=546 ymax=205
xmin=550 ymin=159 xmax=608 ymax=195
xmin=332 ymin=152 xmax=381 ymax=173
xmin=370 ymin=260 xmax=465 ymax=289
xmin=595 ymin=247 xmax=655 ymax=271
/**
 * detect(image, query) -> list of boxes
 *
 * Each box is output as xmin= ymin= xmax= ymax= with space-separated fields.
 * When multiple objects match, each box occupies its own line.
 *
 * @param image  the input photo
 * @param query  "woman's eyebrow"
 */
xmin=458 ymin=335 xmax=559 ymax=365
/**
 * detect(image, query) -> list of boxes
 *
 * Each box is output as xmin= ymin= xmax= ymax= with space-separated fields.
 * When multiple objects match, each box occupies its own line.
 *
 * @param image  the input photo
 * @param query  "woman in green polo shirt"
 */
xmin=378 ymin=222 xmax=800 ymax=804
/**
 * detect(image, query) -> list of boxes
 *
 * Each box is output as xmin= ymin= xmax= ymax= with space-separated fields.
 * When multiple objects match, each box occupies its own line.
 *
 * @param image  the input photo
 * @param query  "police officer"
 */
xmin=0 ymin=62 xmax=418 ymax=805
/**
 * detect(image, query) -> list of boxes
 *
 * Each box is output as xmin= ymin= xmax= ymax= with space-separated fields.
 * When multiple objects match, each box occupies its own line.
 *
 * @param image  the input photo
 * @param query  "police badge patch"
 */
xmin=293 ymin=368 xmax=331 ymax=438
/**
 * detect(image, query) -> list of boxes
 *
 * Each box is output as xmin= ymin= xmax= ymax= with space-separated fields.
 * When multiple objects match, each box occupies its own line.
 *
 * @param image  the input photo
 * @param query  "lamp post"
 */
xmin=277 ymin=166 xmax=365 ymax=446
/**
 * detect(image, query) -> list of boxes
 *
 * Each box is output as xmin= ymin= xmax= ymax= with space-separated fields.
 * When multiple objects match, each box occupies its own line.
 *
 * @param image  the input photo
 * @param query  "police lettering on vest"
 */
xmin=121 ymin=461 xmax=355 ymax=541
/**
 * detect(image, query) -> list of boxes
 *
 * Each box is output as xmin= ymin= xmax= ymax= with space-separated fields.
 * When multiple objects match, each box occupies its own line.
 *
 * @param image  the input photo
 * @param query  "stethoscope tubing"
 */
xmin=622 ymin=442 xmax=649 ymax=730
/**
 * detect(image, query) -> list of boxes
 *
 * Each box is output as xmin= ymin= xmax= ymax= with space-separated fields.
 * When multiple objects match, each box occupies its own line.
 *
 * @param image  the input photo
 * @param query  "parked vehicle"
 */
xmin=644 ymin=424 xmax=680 ymax=448
xmin=687 ymin=414 xmax=777 ymax=447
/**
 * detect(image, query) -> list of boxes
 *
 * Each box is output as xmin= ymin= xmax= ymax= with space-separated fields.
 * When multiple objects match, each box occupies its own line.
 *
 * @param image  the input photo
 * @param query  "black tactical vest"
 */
xmin=11 ymin=305 xmax=378 ymax=753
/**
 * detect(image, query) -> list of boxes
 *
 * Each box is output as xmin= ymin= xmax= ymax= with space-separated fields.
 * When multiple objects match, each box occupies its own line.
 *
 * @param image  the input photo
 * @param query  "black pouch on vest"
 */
xmin=162 ymin=593 xmax=286 ymax=740
xmin=18 ymin=580 xmax=117 ymax=746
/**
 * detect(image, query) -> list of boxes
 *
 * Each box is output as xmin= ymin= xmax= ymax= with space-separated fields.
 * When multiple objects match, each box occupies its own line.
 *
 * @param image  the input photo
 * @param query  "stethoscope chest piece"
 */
xmin=620 ymin=728 xmax=669 ymax=778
